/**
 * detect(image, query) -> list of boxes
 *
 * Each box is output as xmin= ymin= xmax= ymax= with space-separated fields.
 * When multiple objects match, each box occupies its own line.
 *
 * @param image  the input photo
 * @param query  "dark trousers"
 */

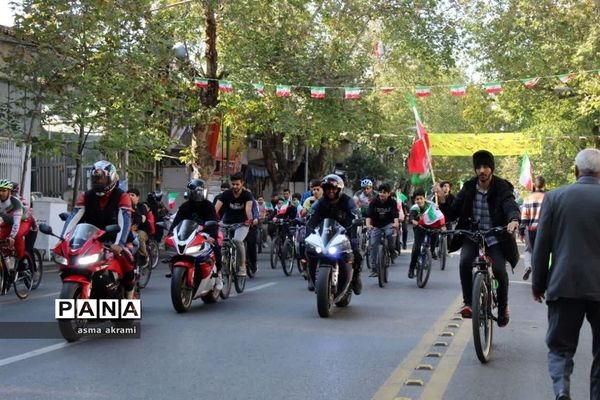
xmin=546 ymin=298 xmax=600 ymax=399
xmin=401 ymin=220 xmax=408 ymax=247
xmin=458 ymin=240 xmax=509 ymax=309
xmin=410 ymin=227 xmax=426 ymax=270
xmin=528 ymin=229 xmax=537 ymax=252
xmin=245 ymin=225 xmax=258 ymax=266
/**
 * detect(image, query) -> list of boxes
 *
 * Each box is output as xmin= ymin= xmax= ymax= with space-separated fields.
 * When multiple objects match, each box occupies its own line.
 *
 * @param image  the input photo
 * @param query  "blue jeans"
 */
xmin=369 ymin=224 xmax=396 ymax=267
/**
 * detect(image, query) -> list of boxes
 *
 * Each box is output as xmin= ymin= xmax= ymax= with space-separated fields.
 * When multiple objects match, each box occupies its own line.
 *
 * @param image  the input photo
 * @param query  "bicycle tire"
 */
xmin=281 ymin=239 xmax=294 ymax=276
xmin=383 ymin=247 xmax=390 ymax=284
xmin=14 ymin=254 xmax=34 ymax=299
xmin=377 ymin=244 xmax=385 ymax=288
xmin=219 ymin=247 xmax=233 ymax=299
xmin=0 ymin=260 xmax=6 ymax=295
xmin=31 ymin=249 xmax=43 ymax=290
xmin=149 ymin=240 xmax=159 ymax=269
xmin=440 ymin=236 xmax=447 ymax=271
xmin=233 ymin=250 xmax=245 ymax=294
xmin=416 ymin=249 xmax=432 ymax=288
xmin=472 ymin=272 xmax=493 ymax=363
xmin=270 ymin=237 xmax=279 ymax=269
xmin=137 ymin=259 xmax=152 ymax=289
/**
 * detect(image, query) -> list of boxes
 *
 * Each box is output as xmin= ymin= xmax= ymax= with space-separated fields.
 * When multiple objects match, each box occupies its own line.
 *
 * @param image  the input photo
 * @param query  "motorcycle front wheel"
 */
xmin=316 ymin=267 xmax=333 ymax=318
xmin=58 ymin=282 xmax=86 ymax=342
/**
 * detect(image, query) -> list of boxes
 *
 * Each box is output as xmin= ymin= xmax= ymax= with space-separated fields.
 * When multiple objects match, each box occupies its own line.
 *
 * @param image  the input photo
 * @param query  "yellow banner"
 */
xmin=429 ymin=133 xmax=540 ymax=156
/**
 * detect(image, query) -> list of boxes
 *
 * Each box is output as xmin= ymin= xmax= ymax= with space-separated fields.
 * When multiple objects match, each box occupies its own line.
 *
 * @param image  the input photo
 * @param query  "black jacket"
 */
xmin=440 ymin=176 xmax=521 ymax=267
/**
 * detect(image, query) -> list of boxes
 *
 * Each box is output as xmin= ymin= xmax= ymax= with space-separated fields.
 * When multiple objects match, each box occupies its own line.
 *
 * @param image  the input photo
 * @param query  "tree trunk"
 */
xmin=71 ymin=123 xmax=87 ymax=209
xmin=308 ymin=143 xmax=328 ymax=179
xmin=262 ymin=131 xmax=305 ymax=190
xmin=19 ymin=97 xmax=42 ymax=197
xmin=191 ymin=119 xmax=217 ymax=179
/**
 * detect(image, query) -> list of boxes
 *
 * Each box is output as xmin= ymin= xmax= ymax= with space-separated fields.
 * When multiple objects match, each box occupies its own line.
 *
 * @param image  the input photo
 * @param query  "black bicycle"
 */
xmin=219 ymin=223 xmax=247 ymax=296
xmin=0 ymin=241 xmax=34 ymax=299
xmin=414 ymin=226 xmax=441 ymax=288
xmin=367 ymin=227 xmax=395 ymax=288
xmin=31 ymin=248 xmax=44 ymax=290
xmin=443 ymin=226 xmax=506 ymax=363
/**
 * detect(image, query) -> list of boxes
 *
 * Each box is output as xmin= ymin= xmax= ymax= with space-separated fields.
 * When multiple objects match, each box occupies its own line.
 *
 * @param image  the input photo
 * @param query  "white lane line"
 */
xmin=0 ymin=341 xmax=76 ymax=368
xmin=230 ymin=282 xmax=277 ymax=297
xmin=510 ymin=280 xmax=532 ymax=285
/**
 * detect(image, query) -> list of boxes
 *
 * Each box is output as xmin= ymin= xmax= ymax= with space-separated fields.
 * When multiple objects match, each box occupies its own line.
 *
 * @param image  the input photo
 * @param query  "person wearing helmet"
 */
xmin=60 ymin=161 xmax=137 ymax=299
xmin=147 ymin=191 xmax=168 ymax=242
xmin=306 ymin=174 xmax=363 ymax=295
xmin=353 ymin=178 xmax=378 ymax=217
xmin=167 ymin=179 xmax=222 ymax=284
xmin=214 ymin=172 xmax=254 ymax=277
xmin=0 ymin=180 xmax=32 ymax=274
xmin=10 ymin=181 xmax=39 ymax=263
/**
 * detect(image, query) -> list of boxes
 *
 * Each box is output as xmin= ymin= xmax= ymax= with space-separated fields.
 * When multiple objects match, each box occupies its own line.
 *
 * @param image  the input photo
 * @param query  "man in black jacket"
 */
xmin=436 ymin=150 xmax=520 ymax=327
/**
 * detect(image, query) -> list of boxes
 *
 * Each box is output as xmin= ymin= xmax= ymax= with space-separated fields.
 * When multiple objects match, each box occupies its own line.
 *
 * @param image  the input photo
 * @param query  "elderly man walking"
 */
xmin=532 ymin=148 xmax=600 ymax=400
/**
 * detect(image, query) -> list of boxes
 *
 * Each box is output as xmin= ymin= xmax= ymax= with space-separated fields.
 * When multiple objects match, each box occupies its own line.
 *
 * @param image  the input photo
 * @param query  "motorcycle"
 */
xmin=39 ymin=220 xmax=136 ymax=342
xmin=164 ymin=220 xmax=222 ymax=312
xmin=305 ymin=218 xmax=356 ymax=318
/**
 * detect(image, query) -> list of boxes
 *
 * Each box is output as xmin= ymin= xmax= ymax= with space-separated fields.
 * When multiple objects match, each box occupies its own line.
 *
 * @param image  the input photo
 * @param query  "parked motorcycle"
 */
xmin=39 ymin=220 xmax=135 ymax=342
xmin=164 ymin=220 xmax=222 ymax=312
xmin=305 ymin=218 xmax=356 ymax=318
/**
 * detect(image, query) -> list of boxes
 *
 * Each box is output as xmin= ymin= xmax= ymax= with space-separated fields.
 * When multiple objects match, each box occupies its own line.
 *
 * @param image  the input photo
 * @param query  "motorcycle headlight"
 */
xmin=54 ymin=254 xmax=68 ymax=266
xmin=185 ymin=245 xmax=202 ymax=255
xmin=77 ymin=253 xmax=100 ymax=266
xmin=327 ymin=247 xmax=338 ymax=255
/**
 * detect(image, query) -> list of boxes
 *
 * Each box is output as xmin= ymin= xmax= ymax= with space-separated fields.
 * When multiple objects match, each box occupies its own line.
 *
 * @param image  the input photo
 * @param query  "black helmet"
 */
xmin=321 ymin=174 xmax=344 ymax=199
xmin=187 ymin=179 xmax=207 ymax=203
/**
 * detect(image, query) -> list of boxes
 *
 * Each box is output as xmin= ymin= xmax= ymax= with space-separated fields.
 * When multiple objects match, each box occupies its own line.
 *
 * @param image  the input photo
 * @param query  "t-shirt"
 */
xmin=367 ymin=197 xmax=399 ymax=228
xmin=353 ymin=189 xmax=378 ymax=216
xmin=218 ymin=189 xmax=254 ymax=224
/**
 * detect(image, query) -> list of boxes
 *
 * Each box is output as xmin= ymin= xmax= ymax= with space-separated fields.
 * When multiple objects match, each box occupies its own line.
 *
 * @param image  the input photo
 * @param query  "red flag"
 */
xmin=407 ymin=138 xmax=429 ymax=174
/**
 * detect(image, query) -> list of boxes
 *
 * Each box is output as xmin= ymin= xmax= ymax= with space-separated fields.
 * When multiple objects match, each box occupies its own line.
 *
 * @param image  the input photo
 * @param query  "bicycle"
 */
xmin=0 ymin=240 xmax=34 ymax=299
xmin=147 ymin=237 xmax=160 ymax=270
xmin=367 ymin=227 xmax=394 ymax=288
xmin=219 ymin=223 xmax=247 ymax=296
xmin=443 ymin=226 xmax=506 ymax=363
xmin=31 ymin=248 xmax=44 ymax=290
xmin=414 ymin=226 xmax=441 ymax=288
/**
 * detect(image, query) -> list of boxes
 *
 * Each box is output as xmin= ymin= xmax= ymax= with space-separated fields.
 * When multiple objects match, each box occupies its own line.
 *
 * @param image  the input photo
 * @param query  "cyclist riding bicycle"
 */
xmin=10 ymin=181 xmax=38 ymax=261
xmin=306 ymin=174 xmax=363 ymax=295
xmin=214 ymin=172 xmax=254 ymax=277
xmin=408 ymin=188 xmax=445 ymax=279
xmin=128 ymin=188 xmax=152 ymax=267
xmin=300 ymin=179 xmax=324 ymax=218
xmin=60 ymin=161 xmax=137 ymax=299
xmin=436 ymin=150 xmax=520 ymax=327
xmin=353 ymin=178 xmax=378 ymax=217
xmin=168 ymin=179 xmax=222 ymax=286
xmin=366 ymin=183 xmax=400 ymax=277
xmin=0 ymin=179 xmax=32 ymax=267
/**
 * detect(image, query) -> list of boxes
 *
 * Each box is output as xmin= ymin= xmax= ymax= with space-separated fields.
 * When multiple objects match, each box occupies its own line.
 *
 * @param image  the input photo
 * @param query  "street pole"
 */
xmin=304 ymin=145 xmax=309 ymax=190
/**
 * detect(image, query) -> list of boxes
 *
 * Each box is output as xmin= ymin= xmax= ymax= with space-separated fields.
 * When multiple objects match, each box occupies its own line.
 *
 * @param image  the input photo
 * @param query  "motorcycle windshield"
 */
xmin=70 ymin=223 xmax=100 ymax=250
xmin=318 ymin=218 xmax=340 ymax=247
xmin=175 ymin=220 xmax=198 ymax=241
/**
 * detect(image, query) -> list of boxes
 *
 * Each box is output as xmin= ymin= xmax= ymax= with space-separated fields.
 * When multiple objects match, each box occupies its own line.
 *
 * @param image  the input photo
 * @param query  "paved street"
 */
xmin=0 ymin=240 xmax=593 ymax=400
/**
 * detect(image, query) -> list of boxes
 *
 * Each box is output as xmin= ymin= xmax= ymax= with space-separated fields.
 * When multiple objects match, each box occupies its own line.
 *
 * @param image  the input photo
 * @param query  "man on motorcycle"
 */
xmin=60 ymin=161 xmax=136 ymax=299
xmin=306 ymin=174 xmax=363 ymax=295
xmin=0 ymin=179 xmax=32 ymax=267
xmin=168 ymin=179 xmax=222 ymax=286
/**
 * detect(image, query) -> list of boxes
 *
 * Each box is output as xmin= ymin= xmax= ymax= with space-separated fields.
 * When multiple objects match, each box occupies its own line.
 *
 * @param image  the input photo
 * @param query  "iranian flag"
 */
xmin=168 ymin=192 xmax=178 ymax=209
xmin=381 ymin=87 xmax=394 ymax=94
xmin=484 ymin=82 xmax=503 ymax=94
xmin=558 ymin=73 xmax=576 ymax=84
xmin=344 ymin=87 xmax=362 ymax=100
xmin=406 ymin=95 xmax=431 ymax=178
xmin=310 ymin=87 xmax=326 ymax=99
xmin=218 ymin=80 xmax=233 ymax=93
xmin=194 ymin=77 xmax=209 ymax=89
xmin=519 ymin=152 xmax=534 ymax=191
xmin=521 ymin=77 xmax=540 ymax=89
xmin=276 ymin=85 xmax=291 ymax=97
xmin=415 ymin=85 xmax=432 ymax=97
xmin=450 ymin=84 xmax=466 ymax=96
xmin=253 ymin=83 xmax=265 ymax=96
xmin=396 ymin=191 xmax=408 ymax=203
xmin=420 ymin=203 xmax=445 ymax=227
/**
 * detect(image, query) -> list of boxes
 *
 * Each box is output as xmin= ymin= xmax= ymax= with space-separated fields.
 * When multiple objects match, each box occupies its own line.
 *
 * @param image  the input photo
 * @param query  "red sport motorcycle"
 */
xmin=39 ymin=219 xmax=136 ymax=342
xmin=164 ymin=220 xmax=223 ymax=312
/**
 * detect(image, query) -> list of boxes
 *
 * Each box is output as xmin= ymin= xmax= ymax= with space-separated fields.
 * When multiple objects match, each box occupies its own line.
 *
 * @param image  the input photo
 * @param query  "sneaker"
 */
xmin=556 ymin=392 xmax=571 ymax=400
xmin=522 ymin=267 xmax=532 ymax=281
xmin=237 ymin=266 xmax=247 ymax=277
xmin=215 ymin=275 xmax=224 ymax=290
xmin=460 ymin=304 xmax=472 ymax=318
xmin=497 ymin=306 xmax=510 ymax=327
xmin=408 ymin=268 xmax=415 ymax=279
xmin=402 ymin=243 xmax=407 ymax=250
xmin=307 ymin=280 xmax=315 ymax=291
xmin=369 ymin=269 xmax=379 ymax=277
xmin=352 ymin=275 xmax=362 ymax=295
xmin=165 ymin=273 xmax=172 ymax=278
xmin=431 ymin=253 xmax=438 ymax=260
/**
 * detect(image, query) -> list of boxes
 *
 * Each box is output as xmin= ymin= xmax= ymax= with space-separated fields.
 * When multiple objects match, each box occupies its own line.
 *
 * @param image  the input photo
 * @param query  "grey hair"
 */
xmin=575 ymin=148 xmax=600 ymax=175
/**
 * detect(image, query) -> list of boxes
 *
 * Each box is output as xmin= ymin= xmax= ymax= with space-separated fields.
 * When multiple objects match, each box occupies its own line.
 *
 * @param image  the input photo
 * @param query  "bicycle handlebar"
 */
xmin=441 ymin=226 xmax=507 ymax=240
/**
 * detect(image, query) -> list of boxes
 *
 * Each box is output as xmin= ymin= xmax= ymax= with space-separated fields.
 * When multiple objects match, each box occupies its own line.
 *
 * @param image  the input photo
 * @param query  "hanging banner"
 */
xmin=429 ymin=133 xmax=540 ymax=156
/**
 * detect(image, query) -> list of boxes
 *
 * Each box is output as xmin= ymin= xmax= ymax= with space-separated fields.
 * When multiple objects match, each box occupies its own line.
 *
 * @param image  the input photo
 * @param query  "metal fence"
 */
xmin=0 ymin=136 xmax=24 ymax=183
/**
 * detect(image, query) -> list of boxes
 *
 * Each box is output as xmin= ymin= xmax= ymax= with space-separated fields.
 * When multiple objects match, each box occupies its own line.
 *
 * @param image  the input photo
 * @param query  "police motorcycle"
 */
xmin=305 ymin=218 xmax=358 ymax=318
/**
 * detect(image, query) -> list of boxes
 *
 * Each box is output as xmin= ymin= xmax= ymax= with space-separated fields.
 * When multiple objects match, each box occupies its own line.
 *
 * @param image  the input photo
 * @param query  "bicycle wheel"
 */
xmin=0 ymin=261 xmax=6 ymax=295
xmin=14 ymin=254 xmax=34 ymax=299
xmin=281 ymin=239 xmax=294 ymax=276
xmin=270 ymin=237 xmax=279 ymax=269
xmin=233 ymin=250 xmax=245 ymax=294
xmin=377 ymin=245 xmax=386 ymax=288
xmin=383 ymin=248 xmax=390 ymax=284
xmin=416 ymin=249 xmax=432 ymax=288
xmin=31 ymin=249 xmax=43 ymax=290
xmin=439 ymin=236 xmax=447 ymax=271
xmin=219 ymin=247 xmax=233 ymax=299
xmin=148 ymin=240 xmax=160 ymax=269
xmin=137 ymin=257 xmax=152 ymax=289
xmin=472 ymin=272 xmax=493 ymax=363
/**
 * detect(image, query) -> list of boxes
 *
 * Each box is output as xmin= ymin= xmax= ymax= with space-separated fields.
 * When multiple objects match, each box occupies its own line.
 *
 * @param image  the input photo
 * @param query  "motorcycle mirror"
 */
xmin=104 ymin=224 xmax=121 ymax=234
xmin=203 ymin=220 xmax=218 ymax=228
xmin=39 ymin=224 xmax=53 ymax=235
xmin=59 ymin=212 xmax=70 ymax=221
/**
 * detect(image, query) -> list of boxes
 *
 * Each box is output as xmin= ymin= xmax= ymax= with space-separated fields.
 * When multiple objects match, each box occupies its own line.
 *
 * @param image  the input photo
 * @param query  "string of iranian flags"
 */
xmin=194 ymin=68 xmax=600 ymax=99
